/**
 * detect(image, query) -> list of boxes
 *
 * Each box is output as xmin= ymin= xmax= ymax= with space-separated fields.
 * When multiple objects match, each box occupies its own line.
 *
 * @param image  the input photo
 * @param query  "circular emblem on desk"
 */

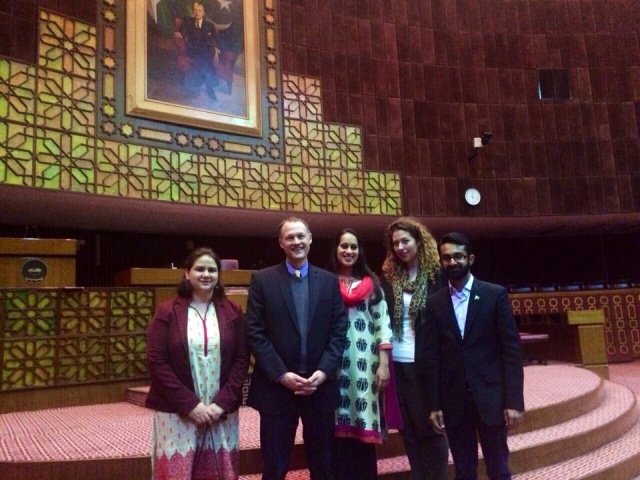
xmin=21 ymin=258 xmax=48 ymax=282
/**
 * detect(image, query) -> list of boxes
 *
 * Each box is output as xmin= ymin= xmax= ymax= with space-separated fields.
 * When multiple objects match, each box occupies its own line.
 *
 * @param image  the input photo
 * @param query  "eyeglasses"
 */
xmin=441 ymin=253 xmax=467 ymax=263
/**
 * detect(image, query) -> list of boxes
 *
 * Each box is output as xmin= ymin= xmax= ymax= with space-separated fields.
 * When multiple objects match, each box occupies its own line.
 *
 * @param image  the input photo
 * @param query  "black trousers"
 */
xmin=332 ymin=437 xmax=378 ymax=480
xmin=394 ymin=361 xmax=449 ymax=480
xmin=259 ymin=395 xmax=335 ymax=480
xmin=446 ymin=388 xmax=511 ymax=480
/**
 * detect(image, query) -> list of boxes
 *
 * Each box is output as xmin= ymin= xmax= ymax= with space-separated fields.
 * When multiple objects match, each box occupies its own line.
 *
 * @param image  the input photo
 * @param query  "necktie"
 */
xmin=196 ymin=20 xmax=201 ymax=29
xmin=294 ymin=269 xmax=301 ymax=278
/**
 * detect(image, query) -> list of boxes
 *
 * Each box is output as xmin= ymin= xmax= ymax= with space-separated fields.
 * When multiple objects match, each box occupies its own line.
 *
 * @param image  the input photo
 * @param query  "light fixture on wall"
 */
xmin=468 ymin=131 xmax=492 ymax=160
xmin=464 ymin=131 xmax=491 ymax=206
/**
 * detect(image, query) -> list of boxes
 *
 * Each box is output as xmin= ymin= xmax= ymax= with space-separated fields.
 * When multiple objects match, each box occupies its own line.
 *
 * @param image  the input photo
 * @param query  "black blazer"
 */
xmin=245 ymin=262 xmax=348 ymax=414
xmin=179 ymin=17 xmax=217 ymax=59
xmin=421 ymin=278 xmax=524 ymax=426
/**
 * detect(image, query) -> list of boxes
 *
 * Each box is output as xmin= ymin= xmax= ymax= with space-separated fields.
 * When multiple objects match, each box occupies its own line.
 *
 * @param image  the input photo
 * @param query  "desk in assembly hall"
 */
xmin=114 ymin=267 xmax=252 ymax=309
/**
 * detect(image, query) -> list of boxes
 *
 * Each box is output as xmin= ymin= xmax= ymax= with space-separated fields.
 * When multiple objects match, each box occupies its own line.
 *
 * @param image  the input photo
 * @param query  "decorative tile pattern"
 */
xmin=0 ymin=59 xmax=37 ymax=125
xmin=58 ymin=337 xmax=107 ymax=384
xmin=95 ymin=140 xmax=151 ymax=198
xmin=1 ymin=339 xmax=57 ymax=389
xmin=282 ymin=74 xmax=323 ymax=121
xmin=0 ymin=288 xmax=152 ymax=391
xmin=200 ymin=157 xmax=245 ymax=208
xmin=0 ymin=123 xmax=35 ymax=186
xmin=36 ymin=69 xmax=95 ymax=136
xmin=0 ymin=7 xmax=401 ymax=225
xmin=2 ymin=290 xmax=58 ymax=338
xmin=109 ymin=289 xmax=154 ymax=334
xmin=59 ymin=290 xmax=109 ymax=336
xmin=38 ymin=10 xmax=97 ymax=80
xmin=34 ymin=130 xmax=95 ymax=192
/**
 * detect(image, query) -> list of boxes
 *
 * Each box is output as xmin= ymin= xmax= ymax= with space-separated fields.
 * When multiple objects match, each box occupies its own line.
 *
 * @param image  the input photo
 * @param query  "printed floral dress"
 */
xmin=151 ymin=305 xmax=240 ymax=480
xmin=334 ymin=281 xmax=393 ymax=443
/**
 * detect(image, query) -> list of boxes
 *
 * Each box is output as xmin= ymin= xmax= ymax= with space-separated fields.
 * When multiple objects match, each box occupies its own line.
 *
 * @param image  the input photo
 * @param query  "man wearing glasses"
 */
xmin=420 ymin=232 xmax=524 ymax=480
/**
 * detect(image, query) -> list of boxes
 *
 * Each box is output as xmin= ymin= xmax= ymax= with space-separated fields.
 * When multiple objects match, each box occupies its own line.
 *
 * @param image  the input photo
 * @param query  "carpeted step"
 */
xmin=125 ymin=386 xmax=150 ymax=407
xmin=511 ymin=365 xmax=604 ymax=434
xmin=513 ymin=403 xmax=640 ymax=480
xmin=508 ymin=380 xmax=639 ymax=474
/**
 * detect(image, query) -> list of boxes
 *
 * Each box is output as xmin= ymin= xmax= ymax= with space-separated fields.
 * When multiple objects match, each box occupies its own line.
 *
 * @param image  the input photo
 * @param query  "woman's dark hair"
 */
xmin=329 ymin=228 xmax=383 ymax=304
xmin=177 ymin=247 xmax=226 ymax=299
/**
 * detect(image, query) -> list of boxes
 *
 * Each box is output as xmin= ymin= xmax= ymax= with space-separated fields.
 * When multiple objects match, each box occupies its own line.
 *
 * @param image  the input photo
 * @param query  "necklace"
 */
xmin=189 ymin=301 xmax=211 ymax=356
xmin=339 ymin=276 xmax=354 ymax=290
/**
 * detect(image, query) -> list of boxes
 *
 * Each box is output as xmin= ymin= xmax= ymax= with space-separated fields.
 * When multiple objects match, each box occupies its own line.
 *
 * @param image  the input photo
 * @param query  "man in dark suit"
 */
xmin=421 ymin=232 xmax=524 ymax=480
xmin=174 ymin=1 xmax=219 ymax=100
xmin=246 ymin=216 xmax=348 ymax=480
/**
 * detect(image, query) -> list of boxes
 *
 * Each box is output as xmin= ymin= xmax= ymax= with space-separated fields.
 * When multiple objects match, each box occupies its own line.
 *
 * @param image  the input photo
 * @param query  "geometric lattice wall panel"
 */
xmin=0 ymin=11 xmax=401 ymax=219
xmin=148 ymin=149 xmax=200 ymax=204
xmin=0 ymin=123 xmax=35 ymax=187
xmin=36 ymin=69 xmax=96 ymax=136
xmin=96 ymin=140 xmax=151 ymax=198
xmin=285 ymin=120 xmax=363 ymax=171
xmin=244 ymin=162 xmax=287 ymax=210
xmin=200 ymin=157 xmax=245 ymax=208
xmin=282 ymin=73 xmax=323 ymax=122
xmin=38 ymin=10 xmax=96 ymax=81
xmin=108 ymin=289 xmax=154 ymax=335
xmin=1 ymin=339 xmax=57 ymax=390
xmin=108 ymin=334 xmax=147 ymax=380
xmin=0 ymin=59 xmax=37 ymax=125
xmin=282 ymin=74 xmax=401 ymax=215
xmin=0 ymin=288 xmax=153 ymax=391
xmin=59 ymin=290 xmax=109 ymax=336
xmin=58 ymin=336 xmax=108 ymax=384
xmin=107 ymin=289 xmax=151 ymax=382
xmin=1 ymin=290 xmax=58 ymax=339
xmin=34 ymin=130 xmax=96 ymax=192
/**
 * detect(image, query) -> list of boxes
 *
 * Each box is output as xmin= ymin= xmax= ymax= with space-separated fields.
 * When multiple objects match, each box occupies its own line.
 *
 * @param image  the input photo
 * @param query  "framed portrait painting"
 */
xmin=126 ymin=0 xmax=261 ymax=136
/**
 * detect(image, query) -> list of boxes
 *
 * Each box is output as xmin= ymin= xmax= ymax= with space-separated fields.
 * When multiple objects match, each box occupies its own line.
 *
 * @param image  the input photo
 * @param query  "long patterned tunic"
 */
xmin=334 ymin=282 xmax=393 ymax=444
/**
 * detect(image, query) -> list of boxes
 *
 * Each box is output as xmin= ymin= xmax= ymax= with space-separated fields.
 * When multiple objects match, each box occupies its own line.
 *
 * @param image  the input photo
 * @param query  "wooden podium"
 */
xmin=0 ymin=237 xmax=77 ymax=287
xmin=516 ymin=309 xmax=609 ymax=379
xmin=115 ymin=268 xmax=253 ymax=308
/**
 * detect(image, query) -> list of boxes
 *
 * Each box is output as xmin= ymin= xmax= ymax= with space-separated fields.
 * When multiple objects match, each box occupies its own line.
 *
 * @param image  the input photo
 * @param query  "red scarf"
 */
xmin=340 ymin=275 xmax=374 ymax=307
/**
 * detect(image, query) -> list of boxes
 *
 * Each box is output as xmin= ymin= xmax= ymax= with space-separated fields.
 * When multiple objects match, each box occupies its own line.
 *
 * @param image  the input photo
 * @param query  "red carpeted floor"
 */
xmin=1 ymin=361 xmax=639 ymax=479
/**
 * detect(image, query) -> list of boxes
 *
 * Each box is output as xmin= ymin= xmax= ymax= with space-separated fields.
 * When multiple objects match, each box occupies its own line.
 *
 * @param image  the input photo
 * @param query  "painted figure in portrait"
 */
xmin=146 ymin=0 xmax=245 ymax=117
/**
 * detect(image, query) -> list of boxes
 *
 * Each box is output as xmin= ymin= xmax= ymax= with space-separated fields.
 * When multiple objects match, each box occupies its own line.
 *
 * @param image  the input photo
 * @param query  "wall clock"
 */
xmin=464 ymin=187 xmax=481 ymax=206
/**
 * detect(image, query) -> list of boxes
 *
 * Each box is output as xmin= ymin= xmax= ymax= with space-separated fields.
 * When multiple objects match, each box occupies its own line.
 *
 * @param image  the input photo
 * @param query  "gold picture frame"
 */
xmin=125 ymin=0 xmax=261 ymax=136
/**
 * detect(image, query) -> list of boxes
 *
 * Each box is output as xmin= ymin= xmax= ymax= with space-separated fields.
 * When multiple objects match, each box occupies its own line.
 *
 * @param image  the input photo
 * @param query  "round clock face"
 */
xmin=464 ymin=187 xmax=481 ymax=206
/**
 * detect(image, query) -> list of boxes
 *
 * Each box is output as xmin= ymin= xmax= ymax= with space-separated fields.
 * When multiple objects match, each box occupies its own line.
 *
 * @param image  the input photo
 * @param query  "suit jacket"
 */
xmin=145 ymin=295 xmax=249 ymax=416
xmin=179 ymin=16 xmax=217 ymax=59
xmin=245 ymin=262 xmax=348 ymax=414
xmin=421 ymin=278 xmax=524 ymax=426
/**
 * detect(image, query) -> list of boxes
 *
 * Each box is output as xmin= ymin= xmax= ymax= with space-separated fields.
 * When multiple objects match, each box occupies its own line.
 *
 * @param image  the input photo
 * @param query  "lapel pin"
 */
xmin=474 ymin=295 xmax=480 ymax=300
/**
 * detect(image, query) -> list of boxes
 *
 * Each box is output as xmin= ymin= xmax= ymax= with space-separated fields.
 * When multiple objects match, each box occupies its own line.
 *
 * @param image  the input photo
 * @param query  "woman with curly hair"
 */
xmin=381 ymin=218 xmax=449 ymax=480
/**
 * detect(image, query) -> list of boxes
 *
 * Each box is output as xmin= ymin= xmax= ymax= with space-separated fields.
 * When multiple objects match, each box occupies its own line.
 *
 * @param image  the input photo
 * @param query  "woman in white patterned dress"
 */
xmin=329 ymin=228 xmax=393 ymax=480
xmin=145 ymin=247 xmax=249 ymax=480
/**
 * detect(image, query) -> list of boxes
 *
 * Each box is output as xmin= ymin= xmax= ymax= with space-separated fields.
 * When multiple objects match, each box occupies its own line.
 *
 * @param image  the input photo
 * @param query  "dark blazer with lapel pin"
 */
xmin=246 ymin=262 xmax=348 ymax=414
xmin=421 ymin=278 xmax=524 ymax=426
